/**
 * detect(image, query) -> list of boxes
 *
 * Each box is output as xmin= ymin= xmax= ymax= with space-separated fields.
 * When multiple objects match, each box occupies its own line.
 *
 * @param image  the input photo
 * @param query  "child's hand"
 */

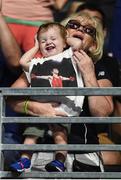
xmin=67 ymin=37 xmax=82 ymax=51
xmin=31 ymin=73 xmax=37 ymax=79
xmin=34 ymin=35 xmax=39 ymax=49
xmin=69 ymin=76 xmax=75 ymax=81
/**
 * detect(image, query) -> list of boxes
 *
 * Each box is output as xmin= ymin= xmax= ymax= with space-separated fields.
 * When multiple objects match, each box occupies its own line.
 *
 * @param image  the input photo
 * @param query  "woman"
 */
xmin=6 ymin=12 xmax=113 ymax=172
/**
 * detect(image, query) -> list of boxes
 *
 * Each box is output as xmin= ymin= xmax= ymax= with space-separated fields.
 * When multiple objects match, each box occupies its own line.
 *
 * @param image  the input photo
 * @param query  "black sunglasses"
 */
xmin=66 ymin=20 xmax=96 ymax=40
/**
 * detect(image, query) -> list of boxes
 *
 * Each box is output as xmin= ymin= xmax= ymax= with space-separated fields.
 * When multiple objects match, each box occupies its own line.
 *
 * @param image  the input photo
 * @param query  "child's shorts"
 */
xmin=23 ymin=124 xmax=47 ymax=138
xmin=23 ymin=123 xmax=71 ymax=138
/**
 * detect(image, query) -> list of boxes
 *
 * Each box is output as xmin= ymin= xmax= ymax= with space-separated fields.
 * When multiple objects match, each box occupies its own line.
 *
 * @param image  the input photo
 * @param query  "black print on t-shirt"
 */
xmin=31 ymin=57 xmax=77 ymax=87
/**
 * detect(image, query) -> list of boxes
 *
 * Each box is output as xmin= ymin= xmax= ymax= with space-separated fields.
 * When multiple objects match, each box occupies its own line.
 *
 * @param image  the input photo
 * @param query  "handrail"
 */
xmin=2 ymin=116 xmax=121 ymax=123
xmin=0 ymin=87 xmax=121 ymax=179
xmin=1 ymin=87 xmax=121 ymax=95
xmin=1 ymin=144 xmax=121 ymax=151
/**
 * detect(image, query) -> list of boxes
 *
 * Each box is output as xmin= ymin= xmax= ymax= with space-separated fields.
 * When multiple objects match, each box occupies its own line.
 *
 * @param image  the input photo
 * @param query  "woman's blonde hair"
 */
xmin=62 ymin=12 xmax=104 ymax=63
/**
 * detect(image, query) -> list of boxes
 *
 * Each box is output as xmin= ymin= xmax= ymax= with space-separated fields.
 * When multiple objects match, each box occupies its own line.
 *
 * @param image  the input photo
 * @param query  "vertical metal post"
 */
xmin=0 ymin=93 xmax=4 ymax=171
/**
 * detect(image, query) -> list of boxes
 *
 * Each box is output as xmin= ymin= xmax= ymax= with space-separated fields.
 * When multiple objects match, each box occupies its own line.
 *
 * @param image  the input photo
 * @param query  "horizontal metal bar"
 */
xmin=2 ymin=116 xmax=121 ymax=123
xmin=1 ymin=87 xmax=121 ymax=96
xmin=1 ymin=171 xmax=121 ymax=179
xmin=1 ymin=144 xmax=121 ymax=151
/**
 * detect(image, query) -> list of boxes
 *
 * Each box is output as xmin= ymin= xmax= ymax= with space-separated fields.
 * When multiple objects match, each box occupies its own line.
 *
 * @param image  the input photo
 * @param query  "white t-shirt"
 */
xmin=26 ymin=48 xmax=84 ymax=116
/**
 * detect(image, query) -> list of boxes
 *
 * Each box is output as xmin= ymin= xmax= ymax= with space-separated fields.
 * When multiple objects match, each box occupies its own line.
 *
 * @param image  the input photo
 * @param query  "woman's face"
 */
xmin=66 ymin=16 xmax=96 ymax=52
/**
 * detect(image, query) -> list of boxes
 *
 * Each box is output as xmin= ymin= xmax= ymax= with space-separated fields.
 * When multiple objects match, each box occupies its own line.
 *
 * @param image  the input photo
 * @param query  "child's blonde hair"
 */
xmin=37 ymin=22 xmax=67 ymax=45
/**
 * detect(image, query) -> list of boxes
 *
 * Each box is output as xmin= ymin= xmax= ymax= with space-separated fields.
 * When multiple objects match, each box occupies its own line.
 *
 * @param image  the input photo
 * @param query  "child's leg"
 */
xmin=10 ymin=135 xmax=39 ymax=172
xmin=45 ymin=124 xmax=68 ymax=172
xmin=21 ymin=135 xmax=38 ymax=159
xmin=53 ymin=127 xmax=68 ymax=163
xmin=21 ymin=125 xmax=45 ymax=158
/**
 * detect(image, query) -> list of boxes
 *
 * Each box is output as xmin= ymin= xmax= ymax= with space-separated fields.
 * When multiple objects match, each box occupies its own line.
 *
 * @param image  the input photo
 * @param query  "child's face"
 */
xmin=38 ymin=26 xmax=66 ymax=57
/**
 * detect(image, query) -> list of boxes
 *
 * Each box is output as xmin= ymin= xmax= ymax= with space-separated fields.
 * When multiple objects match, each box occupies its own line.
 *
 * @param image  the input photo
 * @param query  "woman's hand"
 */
xmin=73 ymin=50 xmax=95 ymax=75
xmin=67 ymin=37 xmax=82 ymax=51
xmin=29 ymin=101 xmax=68 ymax=117
xmin=73 ymin=50 xmax=96 ymax=85
xmin=73 ymin=49 xmax=99 ymax=88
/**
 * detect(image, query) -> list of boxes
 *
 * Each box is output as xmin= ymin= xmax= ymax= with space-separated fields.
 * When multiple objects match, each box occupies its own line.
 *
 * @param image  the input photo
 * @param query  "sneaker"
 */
xmin=10 ymin=157 xmax=31 ymax=172
xmin=45 ymin=160 xmax=65 ymax=172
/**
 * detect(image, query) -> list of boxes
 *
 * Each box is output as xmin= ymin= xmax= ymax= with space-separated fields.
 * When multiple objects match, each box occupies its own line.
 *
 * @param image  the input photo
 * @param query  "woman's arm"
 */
xmin=7 ymin=73 xmax=67 ymax=117
xmin=88 ymin=79 xmax=114 ymax=117
xmin=7 ymin=97 xmax=67 ymax=117
xmin=7 ymin=73 xmax=56 ymax=116
xmin=73 ymin=50 xmax=114 ymax=117
xmin=19 ymin=36 xmax=39 ymax=72
xmin=7 ymin=97 xmax=59 ymax=117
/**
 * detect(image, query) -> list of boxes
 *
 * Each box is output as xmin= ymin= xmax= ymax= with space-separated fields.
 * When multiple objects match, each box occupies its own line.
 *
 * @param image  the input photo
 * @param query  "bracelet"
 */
xmin=23 ymin=99 xmax=29 ymax=114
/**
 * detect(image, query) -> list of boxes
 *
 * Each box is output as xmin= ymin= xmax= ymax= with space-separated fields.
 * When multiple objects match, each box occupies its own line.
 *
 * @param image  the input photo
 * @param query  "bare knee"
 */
xmin=54 ymin=132 xmax=67 ymax=144
xmin=101 ymin=151 xmax=121 ymax=165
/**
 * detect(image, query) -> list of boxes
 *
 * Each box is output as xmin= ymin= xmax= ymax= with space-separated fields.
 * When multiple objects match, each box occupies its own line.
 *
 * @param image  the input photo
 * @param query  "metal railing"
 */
xmin=0 ymin=87 xmax=121 ymax=179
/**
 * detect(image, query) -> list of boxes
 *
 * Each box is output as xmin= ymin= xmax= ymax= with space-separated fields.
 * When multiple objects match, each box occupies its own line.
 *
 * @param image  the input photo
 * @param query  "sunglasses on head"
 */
xmin=66 ymin=19 xmax=96 ymax=40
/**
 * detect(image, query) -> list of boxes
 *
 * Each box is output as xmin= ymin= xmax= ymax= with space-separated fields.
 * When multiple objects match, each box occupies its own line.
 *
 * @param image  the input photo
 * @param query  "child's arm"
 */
xmin=19 ymin=36 xmax=39 ymax=72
